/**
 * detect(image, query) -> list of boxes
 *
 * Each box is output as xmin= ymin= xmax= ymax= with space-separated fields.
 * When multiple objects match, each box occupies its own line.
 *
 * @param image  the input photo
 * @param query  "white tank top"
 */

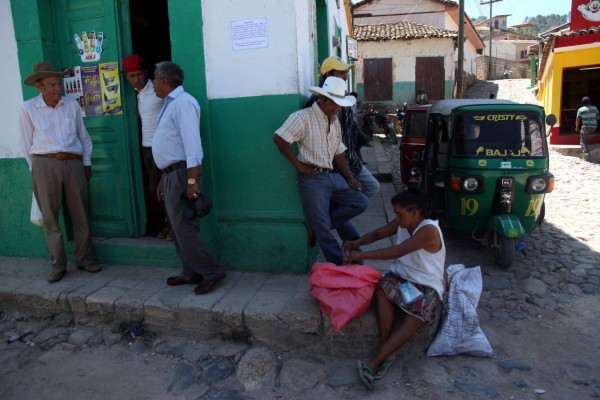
xmin=389 ymin=219 xmax=446 ymax=298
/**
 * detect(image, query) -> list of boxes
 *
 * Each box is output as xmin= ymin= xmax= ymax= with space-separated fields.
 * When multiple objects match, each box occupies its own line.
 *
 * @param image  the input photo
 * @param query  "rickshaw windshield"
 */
xmin=405 ymin=111 xmax=427 ymax=138
xmin=452 ymin=111 xmax=545 ymax=158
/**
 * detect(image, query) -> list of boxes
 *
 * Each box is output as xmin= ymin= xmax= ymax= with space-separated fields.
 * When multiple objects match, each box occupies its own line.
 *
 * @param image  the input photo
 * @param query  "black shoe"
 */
xmin=194 ymin=273 xmax=226 ymax=295
xmin=166 ymin=274 xmax=202 ymax=286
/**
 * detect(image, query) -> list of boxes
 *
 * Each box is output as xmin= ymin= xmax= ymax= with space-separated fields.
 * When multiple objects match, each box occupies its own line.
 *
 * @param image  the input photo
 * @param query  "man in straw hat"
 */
xmin=273 ymin=76 xmax=369 ymax=265
xmin=20 ymin=61 xmax=99 ymax=283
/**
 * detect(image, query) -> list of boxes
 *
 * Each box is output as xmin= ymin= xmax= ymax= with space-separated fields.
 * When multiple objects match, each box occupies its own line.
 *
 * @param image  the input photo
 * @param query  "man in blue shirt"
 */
xmin=152 ymin=61 xmax=226 ymax=295
xmin=575 ymin=96 xmax=599 ymax=162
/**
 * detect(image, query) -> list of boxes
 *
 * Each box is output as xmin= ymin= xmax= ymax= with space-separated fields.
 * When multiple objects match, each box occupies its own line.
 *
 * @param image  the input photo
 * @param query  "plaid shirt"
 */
xmin=275 ymin=102 xmax=346 ymax=169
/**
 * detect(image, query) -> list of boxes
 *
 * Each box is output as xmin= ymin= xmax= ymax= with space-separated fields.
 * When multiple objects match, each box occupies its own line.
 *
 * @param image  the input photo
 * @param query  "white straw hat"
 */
xmin=309 ymin=76 xmax=356 ymax=107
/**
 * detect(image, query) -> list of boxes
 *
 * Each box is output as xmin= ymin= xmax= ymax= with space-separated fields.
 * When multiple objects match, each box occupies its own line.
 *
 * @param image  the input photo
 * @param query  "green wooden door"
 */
xmin=53 ymin=0 xmax=144 ymax=237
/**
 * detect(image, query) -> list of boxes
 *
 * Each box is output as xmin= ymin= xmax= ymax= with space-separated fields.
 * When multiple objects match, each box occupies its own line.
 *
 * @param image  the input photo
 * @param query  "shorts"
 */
xmin=377 ymin=272 xmax=441 ymax=324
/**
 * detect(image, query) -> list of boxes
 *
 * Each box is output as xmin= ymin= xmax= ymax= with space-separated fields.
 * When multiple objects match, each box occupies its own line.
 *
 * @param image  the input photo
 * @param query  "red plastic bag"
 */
xmin=309 ymin=262 xmax=382 ymax=331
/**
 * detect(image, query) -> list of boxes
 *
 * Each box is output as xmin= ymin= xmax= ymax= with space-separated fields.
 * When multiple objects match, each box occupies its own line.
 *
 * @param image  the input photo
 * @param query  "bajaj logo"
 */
xmin=502 ymin=178 xmax=512 ymax=187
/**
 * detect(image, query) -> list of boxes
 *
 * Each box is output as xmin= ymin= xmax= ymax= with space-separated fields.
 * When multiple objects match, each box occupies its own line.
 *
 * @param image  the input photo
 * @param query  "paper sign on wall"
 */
xmin=232 ymin=18 xmax=268 ymax=51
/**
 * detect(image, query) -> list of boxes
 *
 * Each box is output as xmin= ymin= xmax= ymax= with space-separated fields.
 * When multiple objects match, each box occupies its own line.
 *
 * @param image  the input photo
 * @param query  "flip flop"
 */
xmin=357 ymin=360 xmax=375 ymax=390
xmin=374 ymin=359 xmax=395 ymax=380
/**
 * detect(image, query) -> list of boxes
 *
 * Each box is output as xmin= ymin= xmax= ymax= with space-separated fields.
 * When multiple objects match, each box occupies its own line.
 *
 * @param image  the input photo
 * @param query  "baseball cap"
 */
xmin=122 ymin=54 xmax=144 ymax=73
xmin=320 ymin=56 xmax=354 ymax=75
xmin=582 ymin=96 xmax=591 ymax=104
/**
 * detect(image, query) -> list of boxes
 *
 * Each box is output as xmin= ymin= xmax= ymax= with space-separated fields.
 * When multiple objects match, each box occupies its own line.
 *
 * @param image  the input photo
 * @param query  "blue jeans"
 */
xmin=298 ymin=172 xmax=369 ymax=265
xmin=336 ymin=166 xmax=380 ymax=245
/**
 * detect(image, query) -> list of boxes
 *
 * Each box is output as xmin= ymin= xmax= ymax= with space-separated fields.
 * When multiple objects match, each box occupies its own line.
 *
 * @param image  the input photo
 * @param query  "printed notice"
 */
xmin=232 ymin=18 xmax=267 ymax=51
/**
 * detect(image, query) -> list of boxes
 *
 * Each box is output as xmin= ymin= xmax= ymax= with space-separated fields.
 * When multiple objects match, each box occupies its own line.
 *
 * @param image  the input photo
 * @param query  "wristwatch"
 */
xmin=187 ymin=178 xmax=196 ymax=185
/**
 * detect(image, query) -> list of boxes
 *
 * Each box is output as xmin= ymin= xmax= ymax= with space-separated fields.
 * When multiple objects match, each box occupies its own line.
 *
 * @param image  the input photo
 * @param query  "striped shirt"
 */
xmin=275 ymin=102 xmax=347 ymax=169
xmin=19 ymin=94 xmax=93 ymax=167
xmin=577 ymin=105 xmax=599 ymax=129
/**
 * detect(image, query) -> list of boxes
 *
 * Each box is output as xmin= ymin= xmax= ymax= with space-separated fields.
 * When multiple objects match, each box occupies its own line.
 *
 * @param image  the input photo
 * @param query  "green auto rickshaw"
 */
xmin=420 ymin=99 xmax=556 ymax=268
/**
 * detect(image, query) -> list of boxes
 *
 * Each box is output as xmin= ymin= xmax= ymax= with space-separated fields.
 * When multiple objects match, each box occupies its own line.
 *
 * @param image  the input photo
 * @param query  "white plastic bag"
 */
xmin=427 ymin=264 xmax=493 ymax=357
xmin=30 ymin=194 xmax=43 ymax=227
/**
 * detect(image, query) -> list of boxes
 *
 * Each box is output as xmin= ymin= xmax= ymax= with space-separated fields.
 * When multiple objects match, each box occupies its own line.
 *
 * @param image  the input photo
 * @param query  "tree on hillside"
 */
xmin=522 ymin=14 xmax=568 ymax=33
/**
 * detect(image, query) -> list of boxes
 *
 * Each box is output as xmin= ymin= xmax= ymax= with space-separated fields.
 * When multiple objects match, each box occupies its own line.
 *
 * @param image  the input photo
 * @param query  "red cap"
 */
xmin=122 ymin=54 xmax=144 ymax=73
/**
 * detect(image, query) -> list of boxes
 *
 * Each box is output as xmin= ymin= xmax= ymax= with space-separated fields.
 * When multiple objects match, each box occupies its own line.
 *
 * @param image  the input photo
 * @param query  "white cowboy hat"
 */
xmin=309 ymin=76 xmax=356 ymax=107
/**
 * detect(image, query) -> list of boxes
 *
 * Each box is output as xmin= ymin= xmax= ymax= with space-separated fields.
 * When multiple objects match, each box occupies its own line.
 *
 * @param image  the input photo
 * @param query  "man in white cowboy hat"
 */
xmin=19 ymin=61 xmax=99 ymax=283
xmin=273 ymin=76 xmax=369 ymax=265
xmin=305 ymin=56 xmax=380 ymax=248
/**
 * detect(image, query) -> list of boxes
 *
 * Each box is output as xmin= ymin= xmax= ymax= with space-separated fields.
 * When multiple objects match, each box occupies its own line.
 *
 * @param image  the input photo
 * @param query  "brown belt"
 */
xmin=33 ymin=152 xmax=82 ymax=161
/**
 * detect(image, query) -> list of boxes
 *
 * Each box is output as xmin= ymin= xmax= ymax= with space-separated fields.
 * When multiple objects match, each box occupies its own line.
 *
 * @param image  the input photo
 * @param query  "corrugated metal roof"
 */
xmin=354 ymin=20 xmax=458 ymax=41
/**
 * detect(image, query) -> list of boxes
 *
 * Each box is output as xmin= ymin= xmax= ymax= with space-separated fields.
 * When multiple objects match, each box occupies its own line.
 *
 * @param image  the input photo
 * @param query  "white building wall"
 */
xmin=355 ymin=38 xmax=454 ymax=83
xmin=0 ymin=0 xmax=24 ymax=159
xmin=202 ymin=0 xmax=350 ymax=100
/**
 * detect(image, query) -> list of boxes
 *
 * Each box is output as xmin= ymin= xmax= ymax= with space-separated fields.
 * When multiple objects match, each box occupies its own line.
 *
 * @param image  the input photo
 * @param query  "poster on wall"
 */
xmin=231 ymin=18 xmax=268 ymax=50
xmin=74 ymin=30 xmax=104 ymax=63
xmin=80 ymin=65 xmax=103 ymax=116
xmin=99 ymin=62 xmax=122 ymax=115
xmin=63 ymin=66 xmax=86 ymax=116
xmin=64 ymin=62 xmax=122 ymax=117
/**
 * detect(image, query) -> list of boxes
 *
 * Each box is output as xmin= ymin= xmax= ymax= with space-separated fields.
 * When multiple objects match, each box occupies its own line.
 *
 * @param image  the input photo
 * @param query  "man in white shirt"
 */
xmin=122 ymin=54 xmax=170 ymax=239
xmin=152 ymin=61 xmax=226 ymax=295
xmin=19 ymin=61 xmax=100 ymax=283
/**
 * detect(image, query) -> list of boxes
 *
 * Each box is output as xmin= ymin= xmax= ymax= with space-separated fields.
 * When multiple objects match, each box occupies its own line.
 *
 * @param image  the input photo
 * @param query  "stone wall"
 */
xmin=476 ymin=56 xmax=531 ymax=80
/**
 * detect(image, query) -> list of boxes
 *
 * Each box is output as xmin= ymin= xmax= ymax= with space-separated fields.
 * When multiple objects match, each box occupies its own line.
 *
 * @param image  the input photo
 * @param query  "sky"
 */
xmin=464 ymin=0 xmax=572 ymax=26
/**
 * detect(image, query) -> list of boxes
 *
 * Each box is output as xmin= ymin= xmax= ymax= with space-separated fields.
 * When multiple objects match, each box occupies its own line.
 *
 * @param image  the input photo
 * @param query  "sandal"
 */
xmin=374 ymin=359 xmax=395 ymax=380
xmin=357 ymin=360 xmax=375 ymax=390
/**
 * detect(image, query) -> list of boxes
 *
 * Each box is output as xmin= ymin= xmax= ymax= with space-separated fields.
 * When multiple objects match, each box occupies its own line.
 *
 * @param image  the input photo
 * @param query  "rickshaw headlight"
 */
xmin=451 ymin=175 xmax=484 ymax=193
xmin=410 ymin=167 xmax=421 ymax=177
xmin=530 ymin=178 xmax=547 ymax=192
xmin=526 ymin=174 xmax=553 ymax=194
xmin=463 ymin=177 xmax=479 ymax=192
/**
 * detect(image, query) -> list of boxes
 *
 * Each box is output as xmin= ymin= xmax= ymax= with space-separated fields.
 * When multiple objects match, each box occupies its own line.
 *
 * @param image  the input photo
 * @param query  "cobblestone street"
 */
xmin=1 ymin=80 xmax=599 ymax=400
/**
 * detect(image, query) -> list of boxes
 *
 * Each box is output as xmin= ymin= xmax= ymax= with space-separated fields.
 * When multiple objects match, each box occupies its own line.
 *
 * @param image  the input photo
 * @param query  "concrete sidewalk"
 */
xmin=0 ymin=136 xmax=430 ymax=358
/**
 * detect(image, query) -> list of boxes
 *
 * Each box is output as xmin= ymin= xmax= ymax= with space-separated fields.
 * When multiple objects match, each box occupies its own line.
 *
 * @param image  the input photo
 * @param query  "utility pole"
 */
xmin=480 ymin=0 xmax=502 ymax=79
xmin=457 ymin=0 xmax=465 ymax=98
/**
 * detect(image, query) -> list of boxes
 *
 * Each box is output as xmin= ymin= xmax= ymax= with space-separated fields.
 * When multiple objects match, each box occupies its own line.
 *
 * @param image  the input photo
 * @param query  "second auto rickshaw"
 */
xmin=420 ymin=99 xmax=556 ymax=268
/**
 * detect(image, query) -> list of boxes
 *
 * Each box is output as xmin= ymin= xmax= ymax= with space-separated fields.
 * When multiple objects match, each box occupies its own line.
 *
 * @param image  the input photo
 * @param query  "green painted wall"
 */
xmin=209 ymin=94 xmax=317 ymax=273
xmin=0 ymin=160 xmax=49 ymax=258
xmin=5 ymin=0 xmax=316 ymax=273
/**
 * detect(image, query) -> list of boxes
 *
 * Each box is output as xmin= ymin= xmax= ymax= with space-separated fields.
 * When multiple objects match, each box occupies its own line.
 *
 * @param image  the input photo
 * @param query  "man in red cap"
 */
xmin=122 ymin=54 xmax=170 ymax=239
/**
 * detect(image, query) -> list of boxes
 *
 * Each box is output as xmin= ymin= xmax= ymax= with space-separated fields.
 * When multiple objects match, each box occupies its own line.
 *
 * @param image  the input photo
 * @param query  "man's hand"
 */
xmin=187 ymin=182 xmax=200 ymax=200
xmin=84 ymin=166 xmax=92 ymax=181
xmin=347 ymin=176 xmax=362 ymax=191
xmin=297 ymin=163 xmax=317 ymax=175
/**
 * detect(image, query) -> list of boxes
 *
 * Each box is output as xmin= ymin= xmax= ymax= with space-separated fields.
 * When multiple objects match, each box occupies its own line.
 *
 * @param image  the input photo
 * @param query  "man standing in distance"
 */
xmin=274 ymin=76 xmax=369 ymax=265
xmin=122 ymin=54 xmax=170 ymax=239
xmin=20 ymin=61 xmax=99 ymax=283
xmin=152 ymin=61 xmax=226 ymax=295
xmin=575 ymin=96 xmax=599 ymax=162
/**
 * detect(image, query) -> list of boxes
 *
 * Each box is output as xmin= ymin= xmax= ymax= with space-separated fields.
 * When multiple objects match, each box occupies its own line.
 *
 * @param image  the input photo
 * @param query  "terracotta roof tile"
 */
xmin=354 ymin=21 xmax=458 ymax=41
xmin=549 ymin=24 xmax=600 ymax=38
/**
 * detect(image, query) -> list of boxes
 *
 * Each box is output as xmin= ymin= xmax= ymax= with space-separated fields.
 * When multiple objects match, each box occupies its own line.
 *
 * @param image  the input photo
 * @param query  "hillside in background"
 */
xmin=470 ymin=13 xmax=568 ymax=36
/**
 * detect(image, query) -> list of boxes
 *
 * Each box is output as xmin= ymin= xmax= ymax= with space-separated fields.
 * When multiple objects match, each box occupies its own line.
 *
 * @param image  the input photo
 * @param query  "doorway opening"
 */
xmin=128 ymin=0 xmax=171 ymax=237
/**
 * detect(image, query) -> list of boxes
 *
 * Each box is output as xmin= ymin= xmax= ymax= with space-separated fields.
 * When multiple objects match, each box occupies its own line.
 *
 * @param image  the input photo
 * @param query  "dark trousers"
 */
xmin=163 ymin=167 xmax=225 ymax=280
xmin=141 ymin=146 xmax=168 ymax=232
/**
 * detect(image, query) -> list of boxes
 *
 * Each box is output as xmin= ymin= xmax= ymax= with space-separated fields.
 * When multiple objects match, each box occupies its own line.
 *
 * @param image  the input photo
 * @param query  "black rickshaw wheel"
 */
xmin=494 ymin=234 xmax=515 ymax=269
